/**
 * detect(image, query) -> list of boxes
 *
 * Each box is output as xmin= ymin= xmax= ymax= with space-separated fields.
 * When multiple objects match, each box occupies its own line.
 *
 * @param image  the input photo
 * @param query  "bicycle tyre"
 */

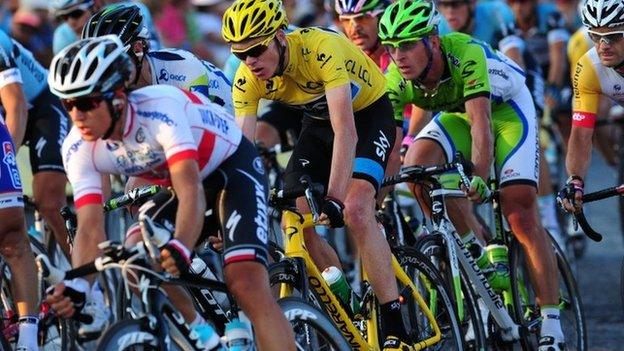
xmin=393 ymin=246 xmax=465 ymax=350
xmin=278 ymin=297 xmax=350 ymax=351
xmin=415 ymin=233 xmax=487 ymax=350
xmin=0 ymin=236 xmax=72 ymax=351
xmin=509 ymin=235 xmax=587 ymax=351
xmin=95 ymin=319 xmax=163 ymax=351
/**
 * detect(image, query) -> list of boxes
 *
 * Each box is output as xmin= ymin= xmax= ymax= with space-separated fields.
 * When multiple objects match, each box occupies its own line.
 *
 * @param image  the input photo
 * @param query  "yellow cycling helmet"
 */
xmin=222 ymin=0 xmax=288 ymax=43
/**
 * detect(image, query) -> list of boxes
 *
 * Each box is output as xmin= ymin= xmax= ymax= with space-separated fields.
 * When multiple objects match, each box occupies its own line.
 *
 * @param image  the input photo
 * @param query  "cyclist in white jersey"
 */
xmin=45 ymin=35 xmax=295 ymax=349
xmin=82 ymin=3 xmax=233 ymax=113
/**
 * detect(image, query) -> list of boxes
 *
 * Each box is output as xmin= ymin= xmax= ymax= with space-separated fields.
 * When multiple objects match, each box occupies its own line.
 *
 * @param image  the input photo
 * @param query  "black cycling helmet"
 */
xmin=81 ymin=3 xmax=149 ymax=49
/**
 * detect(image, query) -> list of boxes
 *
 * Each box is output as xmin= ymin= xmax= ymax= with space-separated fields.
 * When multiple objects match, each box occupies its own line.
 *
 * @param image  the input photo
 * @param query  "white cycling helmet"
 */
xmin=48 ymin=35 xmax=134 ymax=99
xmin=582 ymin=0 xmax=624 ymax=28
xmin=50 ymin=0 xmax=95 ymax=17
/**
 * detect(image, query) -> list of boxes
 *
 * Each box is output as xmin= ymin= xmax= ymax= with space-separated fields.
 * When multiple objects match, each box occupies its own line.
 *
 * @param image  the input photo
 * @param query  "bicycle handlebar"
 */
xmin=570 ymin=184 xmax=624 ymax=242
xmin=103 ymin=185 xmax=162 ymax=212
xmin=381 ymin=155 xmax=474 ymax=187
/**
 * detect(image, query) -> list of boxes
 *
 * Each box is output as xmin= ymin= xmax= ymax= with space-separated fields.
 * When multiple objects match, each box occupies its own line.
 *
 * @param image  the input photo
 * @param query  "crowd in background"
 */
xmin=0 ymin=0 xmax=340 ymax=69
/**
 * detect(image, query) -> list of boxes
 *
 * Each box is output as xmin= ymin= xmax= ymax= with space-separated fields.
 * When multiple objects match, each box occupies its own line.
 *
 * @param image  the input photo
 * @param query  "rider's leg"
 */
xmin=536 ymin=149 xmax=564 ymax=248
xmin=32 ymin=171 xmax=71 ymax=256
xmin=0 ymin=207 xmax=39 ymax=349
xmin=377 ymin=126 xmax=403 ymax=206
xmin=225 ymin=261 xmax=295 ymax=350
xmin=500 ymin=185 xmax=560 ymax=306
xmin=296 ymin=197 xmax=342 ymax=270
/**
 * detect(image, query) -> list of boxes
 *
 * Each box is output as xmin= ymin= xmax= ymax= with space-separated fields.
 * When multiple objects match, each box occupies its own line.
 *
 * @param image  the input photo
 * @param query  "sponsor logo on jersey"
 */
xmin=317 ymin=52 xmax=333 ymax=69
xmin=237 ymin=169 xmax=268 ymax=244
xmin=461 ymin=60 xmax=477 ymax=78
xmin=374 ymin=130 xmax=390 ymax=162
xmin=447 ymin=52 xmax=460 ymax=67
xmin=65 ymin=139 xmax=83 ymax=162
xmin=199 ymin=109 xmax=230 ymax=134
xmin=35 ymin=137 xmax=46 ymax=158
xmin=615 ymin=84 xmax=621 ymax=92
xmin=158 ymin=68 xmax=186 ymax=82
xmin=265 ymin=79 xmax=277 ymax=93
xmin=344 ymin=59 xmax=373 ymax=88
xmin=137 ymin=110 xmax=176 ymax=126
xmin=135 ymin=127 xmax=146 ymax=143
xmin=488 ymin=68 xmax=509 ymax=80
xmin=253 ymin=156 xmax=265 ymax=175
xmin=572 ymin=112 xmax=586 ymax=121
xmin=2 ymin=141 xmax=21 ymax=188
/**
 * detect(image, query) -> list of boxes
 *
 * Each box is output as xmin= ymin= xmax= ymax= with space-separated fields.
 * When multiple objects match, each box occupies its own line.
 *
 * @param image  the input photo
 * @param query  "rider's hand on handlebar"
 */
xmin=45 ymin=279 xmax=89 ymax=319
xmin=318 ymin=196 xmax=345 ymax=228
xmin=557 ymin=176 xmax=584 ymax=213
xmin=462 ymin=176 xmax=489 ymax=203
xmin=160 ymin=239 xmax=192 ymax=277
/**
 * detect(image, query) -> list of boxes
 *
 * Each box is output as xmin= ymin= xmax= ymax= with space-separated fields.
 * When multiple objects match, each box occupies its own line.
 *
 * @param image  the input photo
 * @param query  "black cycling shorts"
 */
xmin=283 ymin=94 xmax=396 ymax=194
xmin=24 ymin=89 xmax=70 ymax=173
xmin=258 ymin=101 xmax=303 ymax=146
xmin=136 ymin=137 xmax=269 ymax=267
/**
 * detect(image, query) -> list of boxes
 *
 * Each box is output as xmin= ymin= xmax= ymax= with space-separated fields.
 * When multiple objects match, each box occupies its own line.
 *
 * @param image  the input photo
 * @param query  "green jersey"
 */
xmin=386 ymin=33 xmax=527 ymax=121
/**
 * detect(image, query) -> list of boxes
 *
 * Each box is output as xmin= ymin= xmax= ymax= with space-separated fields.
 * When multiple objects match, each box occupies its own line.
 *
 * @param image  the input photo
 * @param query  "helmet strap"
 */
xmin=272 ymin=37 xmax=287 ymax=77
xmin=102 ymin=89 xmax=125 ymax=140
xmin=416 ymin=37 xmax=434 ymax=84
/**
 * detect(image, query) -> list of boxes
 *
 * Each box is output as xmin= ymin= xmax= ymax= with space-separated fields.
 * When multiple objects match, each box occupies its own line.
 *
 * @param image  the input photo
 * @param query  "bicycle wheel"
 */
xmin=393 ymin=246 xmax=464 ymax=350
xmin=415 ymin=233 xmax=487 ymax=350
xmin=509 ymin=235 xmax=587 ymax=351
xmin=96 ymin=319 xmax=164 ymax=351
xmin=0 ymin=237 xmax=72 ymax=351
xmin=279 ymin=297 xmax=350 ymax=351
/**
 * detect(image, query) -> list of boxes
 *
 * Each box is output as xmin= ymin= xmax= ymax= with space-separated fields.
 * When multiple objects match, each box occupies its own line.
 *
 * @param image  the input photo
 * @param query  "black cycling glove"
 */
xmin=322 ymin=196 xmax=345 ymax=228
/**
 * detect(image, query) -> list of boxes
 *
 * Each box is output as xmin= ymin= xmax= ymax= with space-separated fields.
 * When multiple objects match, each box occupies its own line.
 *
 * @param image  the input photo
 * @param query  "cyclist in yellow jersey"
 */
xmin=223 ymin=0 xmax=413 ymax=348
xmin=560 ymin=0 xmax=624 ymax=212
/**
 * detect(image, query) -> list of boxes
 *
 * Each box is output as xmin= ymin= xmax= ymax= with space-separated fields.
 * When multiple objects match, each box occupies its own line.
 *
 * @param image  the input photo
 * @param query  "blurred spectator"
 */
xmin=191 ymin=0 xmax=231 ymax=66
xmin=50 ymin=0 xmax=100 ymax=54
xmin=52 ymin=1 xmax=161 ymax=54
xmin=0 ymin=0 xmax=18 ymax=32
xmin=154 ymin=0 xmax=201 ymax=50
xmin=12 ymin=0 xmax=53 ymax=65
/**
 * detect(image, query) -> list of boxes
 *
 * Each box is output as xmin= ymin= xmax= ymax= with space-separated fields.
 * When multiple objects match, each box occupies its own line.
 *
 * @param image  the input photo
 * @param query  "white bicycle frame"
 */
xmin=428 ymin=187 xmax=520 ymax=341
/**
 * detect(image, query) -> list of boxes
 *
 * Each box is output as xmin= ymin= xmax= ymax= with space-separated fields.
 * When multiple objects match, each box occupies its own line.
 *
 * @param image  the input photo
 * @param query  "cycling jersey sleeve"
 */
xmin=62 ymin=136 xmax=104 ymax=208
xmin=232 ymin=65 xmax=262 ymax=117
xmin=571 ymin=55 xmax=600 ymax=128
xmin=461 ymin=43 xmax=491 ymax=100
xmin=52 ymin=23 xmax=78 ymax=55
xmin=385 ymin=63 xmax=409 ymax=122
xmin=314 ymin=37 xmax=351 ymax=91
xmin=0 ymin=45 xmax=21 ymax=89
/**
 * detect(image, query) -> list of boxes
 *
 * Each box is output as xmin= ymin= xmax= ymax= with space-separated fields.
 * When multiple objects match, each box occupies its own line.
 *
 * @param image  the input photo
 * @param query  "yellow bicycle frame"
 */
xmin=279 ymin=209 xmax=442 ymax=350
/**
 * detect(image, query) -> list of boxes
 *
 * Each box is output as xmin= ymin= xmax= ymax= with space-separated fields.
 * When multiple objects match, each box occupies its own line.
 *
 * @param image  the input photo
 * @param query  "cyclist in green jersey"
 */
xmin=380 ymin=1 xmax=564 ymax=350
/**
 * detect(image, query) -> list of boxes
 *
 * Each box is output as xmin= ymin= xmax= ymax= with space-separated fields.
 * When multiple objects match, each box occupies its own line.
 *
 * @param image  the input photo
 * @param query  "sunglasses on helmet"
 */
xmin=231 ymin=35 xmax=275 ymax=61
xmin=587 ymin=29 xmax=624 ymax=45
xmin=61 ymin=92 xmax=114 ymax=113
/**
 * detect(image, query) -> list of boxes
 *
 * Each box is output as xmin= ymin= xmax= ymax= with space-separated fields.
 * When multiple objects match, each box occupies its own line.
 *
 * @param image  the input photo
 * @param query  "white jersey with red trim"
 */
xmin=62 ymin=85 xmax=242 ymax=208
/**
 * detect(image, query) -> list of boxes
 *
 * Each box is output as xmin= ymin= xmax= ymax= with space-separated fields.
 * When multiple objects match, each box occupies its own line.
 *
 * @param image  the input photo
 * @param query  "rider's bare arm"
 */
xmin=237 ymin=114 xmax=258 ymax=142
xmin=326 ymin=84 xmax=357 ymax=201
xmin=75 ymin=203 xmax=107 ymax=268
xmin=465 ymin=96 xmax=494 ymax=179
xmin=566 ymin=126 xmax=593 ymax=179
xmin=407 ymin=106 xmax=432 ymax=137
xmin=547 ymin=40 xmax=566 ymax=89
xmin=170 ymin=158 xmax=205 ymax=250
xmin=0 ymin=82 xmax=28 ymax=147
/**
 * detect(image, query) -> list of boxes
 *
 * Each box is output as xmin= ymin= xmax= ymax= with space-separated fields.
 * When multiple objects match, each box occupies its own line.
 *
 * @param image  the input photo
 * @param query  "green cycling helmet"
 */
xmin=379 ymin=0 xmax=440 ymax=44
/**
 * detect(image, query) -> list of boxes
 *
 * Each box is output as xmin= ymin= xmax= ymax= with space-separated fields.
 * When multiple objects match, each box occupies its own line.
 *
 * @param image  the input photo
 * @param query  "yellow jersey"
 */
xmin=571 ymin=47 xmax=624 ymax=128
xmin=567 ymin=28 xmax=592 ymax=78
xmin=232 ymin=27 xmax=386 ymax=119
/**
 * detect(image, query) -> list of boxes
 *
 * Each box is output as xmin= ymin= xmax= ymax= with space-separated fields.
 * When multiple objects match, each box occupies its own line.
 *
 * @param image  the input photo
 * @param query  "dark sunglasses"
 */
xmin=232 ymin=37 xmax=274 ymax=61
xmin=383 ymin=40 xmax=421 ymax=53
xmin=58 ymin=9 xmax=85 ymax=21
xmin=61 ymin=92 xmax=113 ymax=112
xmin=587 ymin=29 xmax=624 ymax=45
